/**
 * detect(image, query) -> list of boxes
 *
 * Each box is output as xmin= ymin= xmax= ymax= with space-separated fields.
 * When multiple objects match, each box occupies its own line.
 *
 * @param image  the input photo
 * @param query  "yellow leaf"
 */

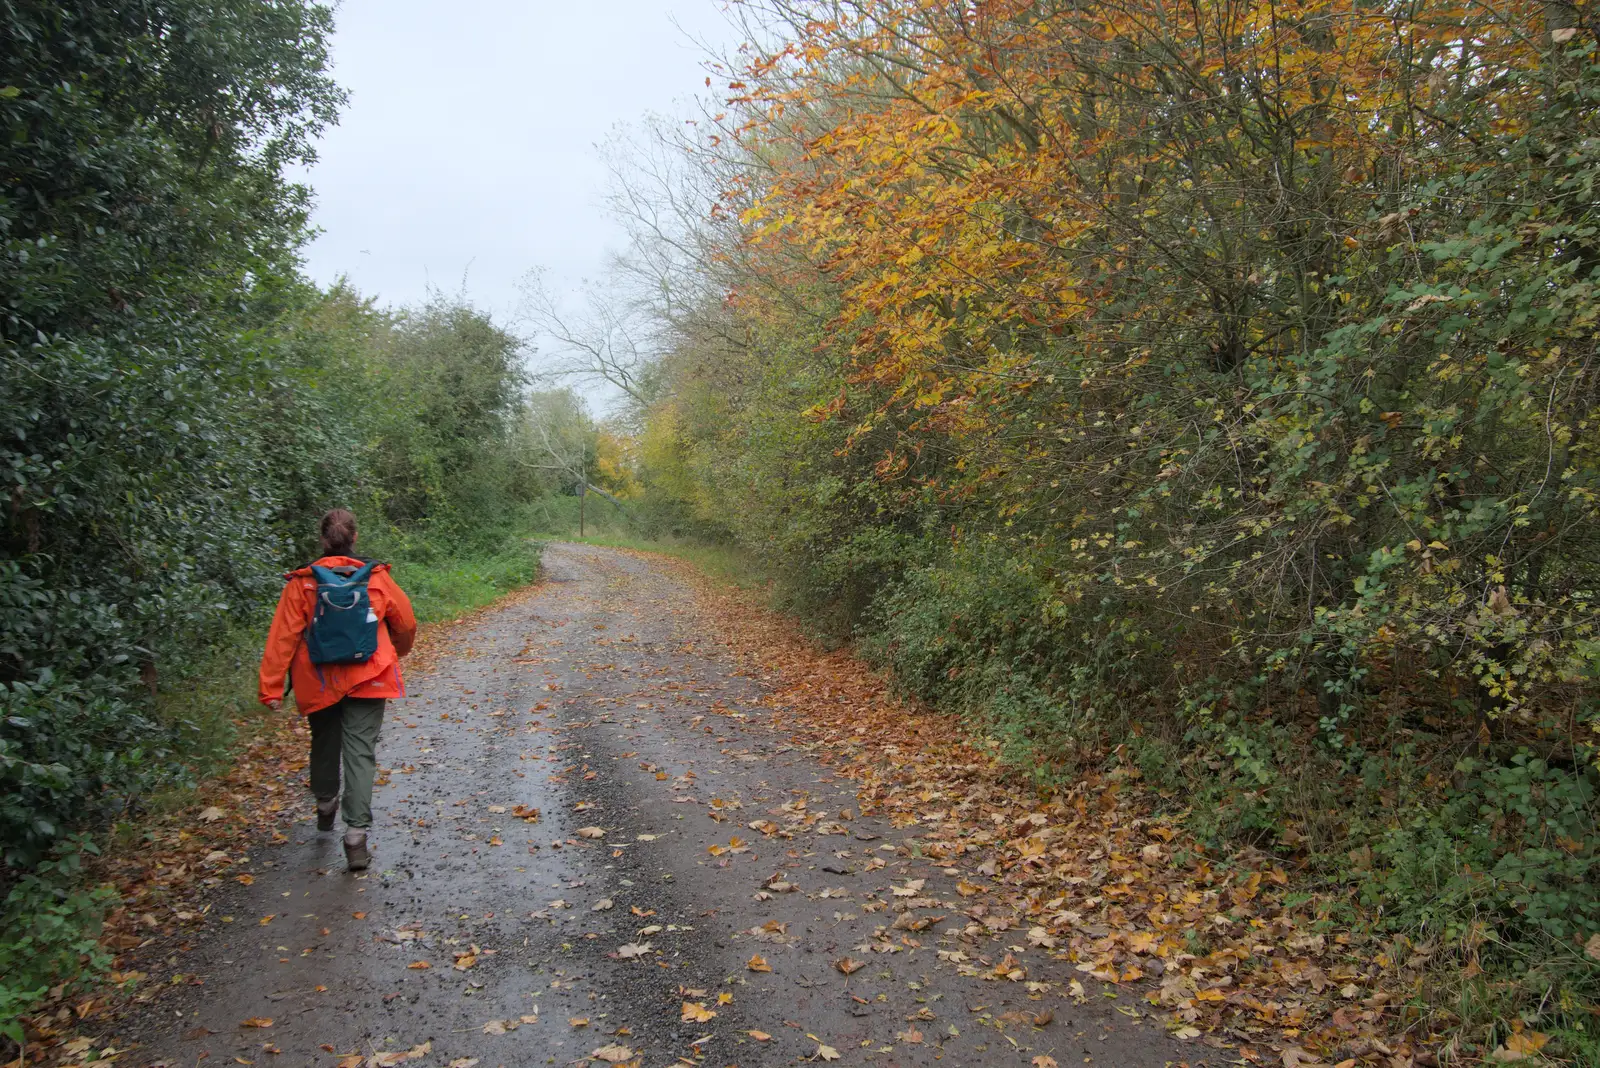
xmin=1506 ymin=1031 xmax=1549 ymax=1055
xmin=681 ymin=1001 xmax=717 ymax=1023
xmin=747 ymin=954 xmax=772 ymax=972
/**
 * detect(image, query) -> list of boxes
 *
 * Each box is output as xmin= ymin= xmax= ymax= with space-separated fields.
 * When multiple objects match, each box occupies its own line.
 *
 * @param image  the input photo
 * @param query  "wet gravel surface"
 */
xmin=123 ymin=543 xmax=1202 ymax=1068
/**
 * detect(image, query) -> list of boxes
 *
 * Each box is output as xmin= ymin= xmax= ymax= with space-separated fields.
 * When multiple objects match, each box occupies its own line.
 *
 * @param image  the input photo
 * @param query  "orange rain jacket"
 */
xmin=258 ymin=556 xmax=417 ymax=715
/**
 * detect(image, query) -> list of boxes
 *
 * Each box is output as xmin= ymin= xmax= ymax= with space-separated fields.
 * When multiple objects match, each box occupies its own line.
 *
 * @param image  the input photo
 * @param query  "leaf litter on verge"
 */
xmin=679 ymin=567 xmax=1429 ymax=1061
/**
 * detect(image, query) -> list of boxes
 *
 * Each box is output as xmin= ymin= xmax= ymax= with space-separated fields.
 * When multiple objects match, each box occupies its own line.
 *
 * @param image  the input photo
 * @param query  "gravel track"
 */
xmin=124 ymin=543 xmax=1202 ymax=1068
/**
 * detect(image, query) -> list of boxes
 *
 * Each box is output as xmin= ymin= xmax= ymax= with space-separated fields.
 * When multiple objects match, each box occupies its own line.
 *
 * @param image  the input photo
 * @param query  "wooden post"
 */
xmin=579 ymin=481 xmax=586 ymax=537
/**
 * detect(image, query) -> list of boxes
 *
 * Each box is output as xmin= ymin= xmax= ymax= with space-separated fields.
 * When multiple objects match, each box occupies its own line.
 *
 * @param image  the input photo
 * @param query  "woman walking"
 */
xmin=259 ymin=509 xmax=416 ymax=871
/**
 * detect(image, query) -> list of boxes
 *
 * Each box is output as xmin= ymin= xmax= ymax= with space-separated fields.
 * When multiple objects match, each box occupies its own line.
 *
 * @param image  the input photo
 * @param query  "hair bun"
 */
xmin=320 ymin=508 xmax=358 ymax=555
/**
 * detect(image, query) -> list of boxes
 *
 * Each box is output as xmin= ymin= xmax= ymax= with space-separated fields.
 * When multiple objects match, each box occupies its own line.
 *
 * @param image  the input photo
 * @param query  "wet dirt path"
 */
xmin=125 ymin=544 xmax=1202 ymax=1068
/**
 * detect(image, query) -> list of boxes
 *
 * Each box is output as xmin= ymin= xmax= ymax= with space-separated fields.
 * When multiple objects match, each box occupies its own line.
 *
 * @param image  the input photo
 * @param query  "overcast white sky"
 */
xmin=296 ymin=0 xmax=736 ymax=338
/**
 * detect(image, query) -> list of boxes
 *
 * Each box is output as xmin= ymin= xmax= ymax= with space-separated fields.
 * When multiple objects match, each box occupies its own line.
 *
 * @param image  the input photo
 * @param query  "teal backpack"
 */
xmin=305 ymin=561 xmax=381 ymax=665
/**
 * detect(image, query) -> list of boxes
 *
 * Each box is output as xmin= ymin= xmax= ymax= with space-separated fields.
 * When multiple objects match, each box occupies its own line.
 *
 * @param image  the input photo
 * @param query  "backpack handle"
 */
xmin=321 ymin=589 xmax=364 ymax=611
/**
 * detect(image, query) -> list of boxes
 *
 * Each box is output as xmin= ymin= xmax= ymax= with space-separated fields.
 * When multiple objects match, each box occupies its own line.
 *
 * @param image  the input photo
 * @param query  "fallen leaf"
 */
xmin=835 ymin=957 xmax=865 ymax=975
xmin=592 ymin=898 xmax=614 ymax=911
xmin=748 ymin=954 xmax=772 ymax=972
xmin=1032 ymin=1058 xmax=1059 ymax=1068
xmin=366 ymin=1041 xmax=430 ymax=1067
xmin=240 ymin=1017 xmax=273 ymax=1028
xmin=1500 ymin=1030 xmax=1550 ymax=1059
xmin=569 ymin=1017 xmax=590 ymax=1028
xmin=681 ymin=1001 xmax=717 ymax=1023
xmin=815 ymin=1044 xmax=841 ymax=1061
xmin=199 ymin=806 xmax=225 ymax=822
xmin=577 ymin=826 xmax=605 ymax=839
xmin=748 ymin=1030 xmax=772 ymax=1042
xmin=589 ymin=1045 xmax=634 ymax=1064
xmin=448 ymin=1060 xmax=480 ymax=1068
xmin=407 ymin=961 xmax=430 ymax=970
xmin=616 ymin=942 xmax=652 ymax=959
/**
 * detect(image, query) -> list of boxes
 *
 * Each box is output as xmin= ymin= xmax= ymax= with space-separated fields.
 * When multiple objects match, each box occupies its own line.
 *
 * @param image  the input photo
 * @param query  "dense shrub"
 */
xmin=0 ymin=0 xmax=347 ymax=871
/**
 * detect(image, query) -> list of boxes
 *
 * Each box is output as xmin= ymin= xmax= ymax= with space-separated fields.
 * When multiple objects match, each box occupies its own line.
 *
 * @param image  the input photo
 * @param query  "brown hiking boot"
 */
xmin=316 ymin=798 xmax=338 ymax=832
xmin=343 ymin=831 xmax=371 ymax=872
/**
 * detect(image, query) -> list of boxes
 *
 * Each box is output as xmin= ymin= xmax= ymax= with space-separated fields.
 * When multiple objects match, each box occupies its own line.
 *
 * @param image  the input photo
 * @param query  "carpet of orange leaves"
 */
xmin=671 ymin=558 xmax=1444 ymax=1068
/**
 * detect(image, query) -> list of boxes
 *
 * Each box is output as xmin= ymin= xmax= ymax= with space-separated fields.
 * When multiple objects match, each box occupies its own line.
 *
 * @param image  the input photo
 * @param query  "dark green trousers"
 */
xmin=307 ymin=696 xmax=386 ymax=830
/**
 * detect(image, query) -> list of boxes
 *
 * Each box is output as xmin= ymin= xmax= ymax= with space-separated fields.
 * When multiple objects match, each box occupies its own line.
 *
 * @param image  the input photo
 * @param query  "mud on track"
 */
xmin=120 ymin=543 xmax=1205 ymax=1068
